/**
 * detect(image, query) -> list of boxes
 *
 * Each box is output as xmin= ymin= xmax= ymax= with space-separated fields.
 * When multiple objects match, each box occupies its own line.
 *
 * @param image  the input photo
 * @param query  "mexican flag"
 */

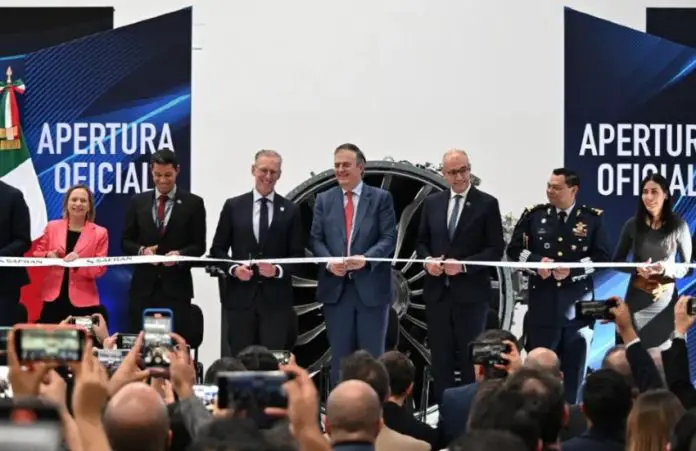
xmin=0 ymin=68 xmax=48 ymax=321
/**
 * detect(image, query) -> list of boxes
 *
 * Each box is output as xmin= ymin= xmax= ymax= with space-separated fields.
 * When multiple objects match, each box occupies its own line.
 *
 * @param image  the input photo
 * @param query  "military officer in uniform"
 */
xmin=507 ymin=168 xmax=611 ymax=404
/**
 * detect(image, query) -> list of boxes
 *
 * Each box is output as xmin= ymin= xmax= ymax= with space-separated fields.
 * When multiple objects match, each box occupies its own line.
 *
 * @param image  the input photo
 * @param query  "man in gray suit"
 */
xmin=310 ymin=143 xmax=396 ymax=384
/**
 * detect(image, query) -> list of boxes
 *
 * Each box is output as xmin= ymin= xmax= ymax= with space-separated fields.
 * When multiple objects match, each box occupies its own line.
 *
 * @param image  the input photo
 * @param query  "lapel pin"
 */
xmin=280 ymin=206 xmax=285 ymax=212
xmin=465 ymin=201 xmax=471 ymax=207
xmin=541 ymin=218 xmax=546 ymax=223
xmin=176 ymin=199 xmax=182 ymax=204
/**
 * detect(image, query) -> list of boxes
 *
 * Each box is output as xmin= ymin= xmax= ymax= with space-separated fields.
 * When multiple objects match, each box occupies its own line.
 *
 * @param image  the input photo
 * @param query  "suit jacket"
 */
xmin=437 ymin=382 xmax=479 ymax=447
xmin=664 ymin=338 xmax=696 ymax=409
xmin=33 ymin=220 xmax=108 ymax=307
xmin=376 ymin=425 xmax=430 ymax=451
xmin=122 ymin=189 xmax=206 ymax=300
xmin=310 ymin=184 xmax=396 ymax=306
xmin=383 ymin=402 xmax=437 ymax=449
xmin=562 ymin=428 xmax=624 ymax=451
xmin=506 ymin=203 xmax=610 ymax=327
xmin=209 ymin=191 xmax=303 ymax=309
xmin=415 ymin=187 xmax=504 ymax=305
xmin=0 ymin=180 xmax=31 ymax=293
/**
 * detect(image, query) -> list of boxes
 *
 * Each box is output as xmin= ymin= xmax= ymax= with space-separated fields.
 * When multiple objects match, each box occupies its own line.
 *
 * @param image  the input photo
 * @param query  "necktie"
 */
xmin=259 ymin=197 xmax=269 ymax=246
xmin=157 ymin=195 xmax=168 ymax=234
xmin=345 ymin=191 xmax=354 ymax=255
xmin=559 ymin=211 xmax=567 ymax=224
xmin=448 ymin=195 xmax=462 ymax=240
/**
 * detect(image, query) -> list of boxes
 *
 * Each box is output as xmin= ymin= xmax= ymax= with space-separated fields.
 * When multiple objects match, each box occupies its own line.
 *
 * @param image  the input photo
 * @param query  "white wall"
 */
xmin=4 ymin=0 xmax=695 ymax=367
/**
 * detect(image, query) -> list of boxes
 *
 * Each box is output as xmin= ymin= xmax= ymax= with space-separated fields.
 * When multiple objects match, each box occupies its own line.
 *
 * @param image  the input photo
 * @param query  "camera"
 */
xmin=469 ymin=341 xmax=511 ymax=367
xmin=574 ymin=298 xmax=618 ymax=321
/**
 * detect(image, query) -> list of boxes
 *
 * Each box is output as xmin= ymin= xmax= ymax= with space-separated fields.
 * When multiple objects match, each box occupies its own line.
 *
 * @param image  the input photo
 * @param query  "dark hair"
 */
xmin=635 ymin=173 xmax=679 ymax=236
xmin=150 ymin=149 xmax=179 ymax=168
xmin=669 ymin=408 xmax=696 ymax=451
xmin=237 ymin=346 xmax=279 ymax=371
xmin=551 ymin=168 xmax=580 ymax=188
xmin=339 ymin=350 xmax=390 ymax=404
xmin=449 ymin=430 xmax=528 ymax=451
xmin=474 ymin=329 xmax=521 ymax=380
xmin=503 ymin=367 xmax=565 ymax=445
xmin=582 ymin=369 xmax=633 ymax=432
xmin=204 ymin=357 xmax=247 ymax=384
xmin=468 ymin=387 xmax=541 ymax=451
xmin=335 ymin=143 xmax=366 ymax=166
xmin=191 ymin=417 xmax=275 ymax=451
xmin=378 ymin=351 xmax=415 ymax=397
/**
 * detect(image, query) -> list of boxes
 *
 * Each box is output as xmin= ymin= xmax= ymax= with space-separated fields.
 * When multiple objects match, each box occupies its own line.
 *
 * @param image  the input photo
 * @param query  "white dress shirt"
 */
xmin=342 ymin=181 xmax=364 ymax=255
xmin=447 ymin=184 xmax=471 ymax=231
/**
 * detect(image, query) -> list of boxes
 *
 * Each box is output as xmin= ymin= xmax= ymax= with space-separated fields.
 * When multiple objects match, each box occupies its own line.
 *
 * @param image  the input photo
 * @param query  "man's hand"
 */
xmin=234 ymin=265 xmax=254 ymax=281
xmin=552 ymin=267 xmax=570 ymax=281
xmin=168 ymin=333 xmax=196 ymax=400
xmin=107 ymin=332 xmax=150 ymax=396
xmin=71 ymin=340 xmax=109 ymax=421
xmin=606 ymin=297 xmax=638 ymax=343
xmin=266 ymin=364 xmax=320 ymax=435
xmin=345 ymin=255 xmax=366 ymax=271
xmin=142 ymin=245 xmax=159 ymax=265
xmin=257 ymin=262 xmax=277 ymax=278
xmin=425 ymin=256 xmax=444 ymax=277
xmin=538 ymin=257 xmax=553 ymax=279
xmin=39 ymin=370 xmax=68 ymax=411
xmin=675 ymin=296 xmax=695 ymax=336
xmin=494 ymin=340 xmax=522 ymax=374
xmin=92 ymin=314 xmax=109 ymax=344
xmin=6 ymin=328 xmax=56 ymax=398
xmin=151 ymin=378 xmax=176 ymax=405
xmin=443 ymin=258 xmax=464 ymax=276
xmin=328 ymin=261 xmax=347 ymax=277
xmin=163 ymin=250 xmax=180 ymax=267
xmin=102 ymin=333 xmax=118 ymax=350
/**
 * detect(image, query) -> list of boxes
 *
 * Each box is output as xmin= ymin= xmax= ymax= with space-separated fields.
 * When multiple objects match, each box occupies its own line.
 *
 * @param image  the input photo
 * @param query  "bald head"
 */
xmin=326 ymin=380 xmax=382 ymax=441
xmin=104 ymin=383 xmax=170 ymax=451
xmin=601 ymin=346 xmax=634 ymax=389
xmin=525 ymin=348 xmax=562 ymax=379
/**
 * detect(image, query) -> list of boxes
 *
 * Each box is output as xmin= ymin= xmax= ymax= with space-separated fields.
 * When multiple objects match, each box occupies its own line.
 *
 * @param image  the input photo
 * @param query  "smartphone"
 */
xmin=688 ymin=297 xmax=696 ymax=316
xmin=193 ymin=384 xmax=219 ymax=410
xmin=217 ymin=371 xmax=290 ymax=410
xmin=0 ymin=327 xmax=10 ymax=355
xmin=270 ymin=350 xmax=291 ymax=366
xmin=575 ymin=299 xmax=617 ymax=321
xmin=93 ymin=348 xmax=127 ymax=375
xmin=13 ymin=326 xmax=86 ymax=363
xmin=116 ymin=333 xmax=138 ymax=350
xmin=69 ymin=316 xmax=97 ymax=334
xmin=142 ymin=309 xmax=173 ymax=368
xmin=469 ymin=341 xmax=511 ymax=366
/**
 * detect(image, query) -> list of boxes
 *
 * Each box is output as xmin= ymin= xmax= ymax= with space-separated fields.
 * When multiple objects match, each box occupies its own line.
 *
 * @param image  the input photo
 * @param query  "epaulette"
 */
xmin=520 ymin=203 xmax=548 ymax=218
xmin=582 ymin=205 xmax=603 ymax=216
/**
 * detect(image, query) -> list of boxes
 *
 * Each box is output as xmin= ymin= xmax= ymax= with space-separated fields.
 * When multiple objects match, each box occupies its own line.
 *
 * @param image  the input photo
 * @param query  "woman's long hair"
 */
xmin=635 ymin=173 xmax=678 ymax=236
xmin=626 ymin=389 xmax=684 ymax=451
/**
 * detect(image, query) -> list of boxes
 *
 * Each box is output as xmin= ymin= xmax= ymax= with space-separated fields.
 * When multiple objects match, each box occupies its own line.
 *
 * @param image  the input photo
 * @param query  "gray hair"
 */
xmin=254 ymin=149 xmax=283 ymax=164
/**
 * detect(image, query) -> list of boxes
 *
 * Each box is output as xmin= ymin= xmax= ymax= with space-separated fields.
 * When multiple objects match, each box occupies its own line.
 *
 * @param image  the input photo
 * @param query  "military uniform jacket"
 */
xmin=506 ymin=203 xmax=611 ymax=327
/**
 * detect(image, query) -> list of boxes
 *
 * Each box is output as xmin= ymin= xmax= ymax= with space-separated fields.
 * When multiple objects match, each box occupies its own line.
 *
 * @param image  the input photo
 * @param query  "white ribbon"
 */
xmin=0 ymin=255 xmax=690 ymax=270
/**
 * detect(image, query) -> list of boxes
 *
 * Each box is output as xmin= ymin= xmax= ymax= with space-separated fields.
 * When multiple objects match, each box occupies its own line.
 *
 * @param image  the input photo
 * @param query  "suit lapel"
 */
xmin=451 ymin=187 xmax=478 ymax=240
xmin=57 ymin=220 xmax=69 ymax=254
xmin=269 ymin=195 xmax=284 ymax=234
xmin=438 ymin=191 xmax=451 ymax=237
xmin=73 ymin=223 xmax=94 ymax=255
xmin=351 ymin=185 xmax=372 ymax=245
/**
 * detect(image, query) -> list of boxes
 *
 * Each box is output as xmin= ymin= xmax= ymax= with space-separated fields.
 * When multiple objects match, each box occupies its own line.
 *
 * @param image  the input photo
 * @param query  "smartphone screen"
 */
xmin=0 ymin=327 xmax=10 ymax=355
xmin=193 ymin=384 xmax=219 ymax=410
xmin=72 ymin=316 xmax=94 ymax=333
xmin=14 ymin=328 xmax=85 ymax=362
xmin=93 ymin=349 xmax=127 ymax=375
xmin=142 ymin=309 xmax=173 ymax=367
xmin=116 ymin=333 xmax=138 ymax=350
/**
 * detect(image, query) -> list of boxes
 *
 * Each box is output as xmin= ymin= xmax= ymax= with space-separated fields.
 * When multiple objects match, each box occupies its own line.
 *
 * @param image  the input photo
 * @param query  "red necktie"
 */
xmin=157 ymin=195 xmax=167 ymax=234
xmin=344 ymin=191 xmax=354 ymax=255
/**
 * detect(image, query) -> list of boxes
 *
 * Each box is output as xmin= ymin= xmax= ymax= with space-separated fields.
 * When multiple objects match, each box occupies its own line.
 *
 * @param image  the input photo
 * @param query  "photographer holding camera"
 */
xmin=437 ymin=329 xmax=521 ymax=446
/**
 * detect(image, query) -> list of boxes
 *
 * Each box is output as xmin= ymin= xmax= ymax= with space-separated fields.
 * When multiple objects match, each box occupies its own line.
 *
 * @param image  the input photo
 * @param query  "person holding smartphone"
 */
xmin=34 ymin=184 xmax=109 ymax=323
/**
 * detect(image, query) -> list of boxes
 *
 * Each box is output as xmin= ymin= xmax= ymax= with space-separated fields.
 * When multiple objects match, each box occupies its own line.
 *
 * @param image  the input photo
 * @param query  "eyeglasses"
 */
xmin=444 ymin=166 xmax=470 ymax=177
xmin=255 ymin=167 xmax=279 ymax=177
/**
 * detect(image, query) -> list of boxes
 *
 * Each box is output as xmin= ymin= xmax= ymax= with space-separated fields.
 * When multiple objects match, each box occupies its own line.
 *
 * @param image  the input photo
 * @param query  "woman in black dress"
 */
xmin=613 ymin=173 xmax=692 ymax=348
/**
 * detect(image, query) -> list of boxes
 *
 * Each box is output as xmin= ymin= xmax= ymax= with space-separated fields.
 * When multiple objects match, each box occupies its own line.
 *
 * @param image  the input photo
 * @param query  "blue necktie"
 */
xmin=448 ymin=195 xmax=462 ymax=240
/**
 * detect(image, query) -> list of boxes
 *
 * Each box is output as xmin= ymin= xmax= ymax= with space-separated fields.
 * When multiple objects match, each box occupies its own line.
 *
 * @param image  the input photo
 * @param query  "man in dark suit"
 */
xmin=507 ymin=168 xmax=611 ymax=404
xmin=310 ymin=143 xmax=396 ymax=385
xmin=209 ymin=150 xmax=303 ymax=355
xmin=415 ymin=149 xmax=505 ymax=403
xmin=0 ymin=180 xmax=31 ymax=327
xmin=122 ymin=149 xmax=206 ymax=342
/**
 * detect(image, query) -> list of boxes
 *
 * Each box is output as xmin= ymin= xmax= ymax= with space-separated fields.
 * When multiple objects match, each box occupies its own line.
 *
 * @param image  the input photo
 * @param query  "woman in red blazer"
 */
xmin=34 ymin=184 xmax=109 ymax=323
